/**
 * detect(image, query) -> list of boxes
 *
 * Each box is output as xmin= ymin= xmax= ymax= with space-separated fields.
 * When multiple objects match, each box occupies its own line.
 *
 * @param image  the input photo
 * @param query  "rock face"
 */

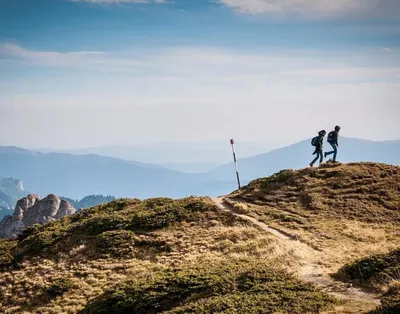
xmin=0 ymin=194 xmax=76 ymax=239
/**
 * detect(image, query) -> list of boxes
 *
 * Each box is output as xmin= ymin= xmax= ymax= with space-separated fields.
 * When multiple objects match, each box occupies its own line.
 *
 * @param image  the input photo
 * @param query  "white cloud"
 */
xmin=217 ymin=0 xmax=390 ymax=18
xmin=1 ymin=43 xmax=399 ymax=84
xmin=0 ymin=43 xmax=105 ymax=67
xmin=1 ymin=44 xmax=400 ymax=146
xmin=0 ymin=43 xmax=153 ymax=71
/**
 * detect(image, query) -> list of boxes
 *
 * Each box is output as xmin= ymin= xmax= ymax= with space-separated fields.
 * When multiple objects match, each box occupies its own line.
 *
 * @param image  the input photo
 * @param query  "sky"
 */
xmin=0 ymin=0 xmax=399 ymax=149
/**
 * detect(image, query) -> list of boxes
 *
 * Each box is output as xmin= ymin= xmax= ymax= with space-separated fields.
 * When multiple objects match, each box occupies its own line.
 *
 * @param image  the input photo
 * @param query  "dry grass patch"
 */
xmin=228 ymin=163 xmax=400 ymax=272
xmin=0 ymin=196 xmax=311 ymax=313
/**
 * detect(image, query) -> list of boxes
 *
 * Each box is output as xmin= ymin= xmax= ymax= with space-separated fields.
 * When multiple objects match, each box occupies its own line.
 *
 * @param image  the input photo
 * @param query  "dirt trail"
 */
xmin=211 ymin=197 xmax=381 ymax=307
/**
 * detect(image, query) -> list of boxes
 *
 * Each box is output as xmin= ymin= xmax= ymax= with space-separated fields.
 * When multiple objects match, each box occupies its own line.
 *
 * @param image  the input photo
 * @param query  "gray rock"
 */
xmin=0 ymin=194 xmax=75 ymax=239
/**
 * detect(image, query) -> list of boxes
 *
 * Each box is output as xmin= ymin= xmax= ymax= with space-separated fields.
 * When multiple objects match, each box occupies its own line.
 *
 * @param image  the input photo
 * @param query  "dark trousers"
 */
xmin=325 ymin=143 xmax=338 ymax=161
xmin=311 ymin=149 xmax=323 ymax=166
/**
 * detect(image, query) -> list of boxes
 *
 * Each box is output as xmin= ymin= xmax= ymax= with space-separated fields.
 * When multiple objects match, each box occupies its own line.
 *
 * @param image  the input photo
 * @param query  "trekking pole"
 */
xmin=230 ymin=139 xmax=241 ymax=190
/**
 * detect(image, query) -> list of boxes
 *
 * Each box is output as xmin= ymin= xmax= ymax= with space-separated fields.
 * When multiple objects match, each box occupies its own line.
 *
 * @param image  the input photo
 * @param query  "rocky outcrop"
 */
xmin=0 ymin=194 xmax=76 ymax=239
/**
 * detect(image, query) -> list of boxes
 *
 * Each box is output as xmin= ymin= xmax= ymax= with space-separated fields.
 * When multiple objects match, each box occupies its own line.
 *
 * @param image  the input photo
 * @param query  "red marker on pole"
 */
xmin=230 ymin=139 xmax=241 ymax=190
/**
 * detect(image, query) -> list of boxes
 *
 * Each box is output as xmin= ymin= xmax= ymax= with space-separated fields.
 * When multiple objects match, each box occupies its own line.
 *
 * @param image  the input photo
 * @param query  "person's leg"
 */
xmin=325 ymin=143 xmax=336 ymax=159
xmin=310 ymin=155 xmax=319 ymax=166
xmin=332 ymin=143 xmax=338 ymax=162
xmin=325 ymin=149 xmax=332 ymax=158
xmin=319 ymin=150 xmax=323 ymax=164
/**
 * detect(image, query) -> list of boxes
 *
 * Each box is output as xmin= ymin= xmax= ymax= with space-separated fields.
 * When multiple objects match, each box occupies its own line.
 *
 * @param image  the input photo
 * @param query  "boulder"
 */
xmin=0 ymin=194 xmax=75 ymax=239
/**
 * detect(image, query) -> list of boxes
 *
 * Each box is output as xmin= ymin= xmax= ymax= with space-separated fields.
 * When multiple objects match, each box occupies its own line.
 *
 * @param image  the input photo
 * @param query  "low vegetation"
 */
xmin=45 ymin=278 xmax=76 ymax=298
xmin=338 ymin=248 xmax=400 ymax=289
xmin=2 ymin=196 xmax=330 ymax=313
xmin=338 ymin=249 xmax=400 ymax=314
xmin=81 ymin=257 xmax=335 ymax=314
xmin=14 ymin=197 xmax=215 ymax=259
xmin=372 ymin=283 xmax=400 ymax=314
xmin=0 ymin=239 xmax=18 ymax=268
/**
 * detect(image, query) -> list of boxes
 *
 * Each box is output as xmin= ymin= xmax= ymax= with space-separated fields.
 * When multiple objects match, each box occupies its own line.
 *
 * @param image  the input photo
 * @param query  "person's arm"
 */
xmin=319 ymin=137 xmax=324 ymax=148
xmin=335 ymin=132 xmax=339 ymax=146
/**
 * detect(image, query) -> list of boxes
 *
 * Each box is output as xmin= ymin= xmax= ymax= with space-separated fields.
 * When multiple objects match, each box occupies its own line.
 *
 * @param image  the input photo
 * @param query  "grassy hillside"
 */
xmin=1 ymin=162 xmax=398 ymax=313
xmin=227 ymin=162 xmax=399 ymax=280
xmin=0 ymin=197 xmax=335 ymax=313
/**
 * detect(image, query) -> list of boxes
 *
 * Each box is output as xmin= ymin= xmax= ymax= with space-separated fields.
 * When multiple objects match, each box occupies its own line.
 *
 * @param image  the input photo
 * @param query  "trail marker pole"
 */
xmin=230 ymin=139 xmax=241 ymax=190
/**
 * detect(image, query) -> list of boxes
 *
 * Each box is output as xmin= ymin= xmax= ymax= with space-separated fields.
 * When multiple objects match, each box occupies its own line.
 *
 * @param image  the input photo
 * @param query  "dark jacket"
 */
xmin=328 ymin=131 xmax=339 ymax=145
xmin=313 ymin=134 xmax=324 ymax=154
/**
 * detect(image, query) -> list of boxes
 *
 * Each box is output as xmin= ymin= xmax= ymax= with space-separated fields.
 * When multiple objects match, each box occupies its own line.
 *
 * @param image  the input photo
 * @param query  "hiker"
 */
xmin=309 ymin=130 xmax=326 ymax=167
xmin=325 ymin=125 xmax=341 ymax=162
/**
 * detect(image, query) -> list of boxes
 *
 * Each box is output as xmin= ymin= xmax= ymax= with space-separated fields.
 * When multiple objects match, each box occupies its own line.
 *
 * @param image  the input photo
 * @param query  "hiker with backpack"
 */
xmin=325 ymin=125 xmax=341 ymax=162
xmin=310 ymin=130 xmax=326 ymax=167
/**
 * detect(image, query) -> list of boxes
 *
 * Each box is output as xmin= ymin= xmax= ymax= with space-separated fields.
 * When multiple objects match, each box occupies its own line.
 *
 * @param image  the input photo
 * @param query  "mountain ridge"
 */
xmin=0 ymin=162 xmax=398 ymax=313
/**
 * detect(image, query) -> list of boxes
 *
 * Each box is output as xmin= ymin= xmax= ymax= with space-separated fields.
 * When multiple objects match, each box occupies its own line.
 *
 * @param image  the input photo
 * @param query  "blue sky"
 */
xmin=0 ymin=0 xmax=399 ymax=149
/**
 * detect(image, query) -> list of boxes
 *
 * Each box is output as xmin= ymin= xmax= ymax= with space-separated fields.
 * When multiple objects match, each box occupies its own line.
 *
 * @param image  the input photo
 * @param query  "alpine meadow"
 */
xmin=0 ymin=0 xmax=399 ymax=313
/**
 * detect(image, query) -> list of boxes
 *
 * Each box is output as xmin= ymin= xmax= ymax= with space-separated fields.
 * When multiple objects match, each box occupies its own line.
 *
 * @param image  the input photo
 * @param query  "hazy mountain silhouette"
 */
xmin=0 ymin=146 xmax=231 ymax=199
xmin=207 ymin=138 xmax=400 ymax=181
xmin=34 ymin=141 xmax=275 ymax=165
xmin=1 ymin=138 xmax=398 ymax=199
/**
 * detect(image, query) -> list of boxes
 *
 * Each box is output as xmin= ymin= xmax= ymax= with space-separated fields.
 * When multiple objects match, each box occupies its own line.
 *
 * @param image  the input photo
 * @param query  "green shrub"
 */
xmin=338 ymin=249 xmax=400 ymax=287
xmin=242 ymin=170 xmax=296 ymax=192
xmin=81 ymin=258 xmax=335 ymax=314
xmin=45 ymin=278 xmax=75 ymax=298
xmin=16 ymin=229 xmax=68 ymax=257
xmin=80 ymin=214 xmax=131 ymax=235
xmin=0 ymin=240 xmax=18 ymax=268
xmin=96 ymin=230 xmax=137 ymax=256
xmin=370 ymin=283 xmax=400 ymax=314
xmin=142 ymin=198 xmax=175 ymax=210
xmin=11 ymin=197 xmax=217 ymax=261
xmin=129 ymin=198 xmax=212 ymax=231
xmin=17 ymin=224 xmax=43 ymax=241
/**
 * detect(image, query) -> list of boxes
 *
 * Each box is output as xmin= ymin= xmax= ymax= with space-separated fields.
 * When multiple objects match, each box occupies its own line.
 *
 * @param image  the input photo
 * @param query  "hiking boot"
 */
xmin=309 ymin=163 xmax=313 ymax=167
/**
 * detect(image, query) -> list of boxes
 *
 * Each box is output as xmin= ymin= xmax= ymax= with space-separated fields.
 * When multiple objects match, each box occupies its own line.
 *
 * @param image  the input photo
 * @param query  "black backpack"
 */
xmin=311 ymin=136 xmax=318 ymax=146
xmin=327 ymin=131 xmax=334 ymax=143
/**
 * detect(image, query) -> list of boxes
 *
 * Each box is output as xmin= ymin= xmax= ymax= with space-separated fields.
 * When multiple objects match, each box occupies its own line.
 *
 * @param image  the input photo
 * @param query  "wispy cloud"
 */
xmin=0 ymin=43 xmax=152 ymax=71
xmin=1 ymin=44 xmax=399 ymax=146
xmin=1 ymin=43 xmax=399 ymax=84
xmin=0 ymin=43 xmax=105 ymax=66
xmin=218 ymin=0 xmax=400 ymax=19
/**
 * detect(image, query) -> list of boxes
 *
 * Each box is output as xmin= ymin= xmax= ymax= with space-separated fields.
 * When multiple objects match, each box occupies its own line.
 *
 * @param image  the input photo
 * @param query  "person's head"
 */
xmin=319 ymin=130 xmax=326 ymax=136
xmin=335 ymin=125 xmax=341 ymax=132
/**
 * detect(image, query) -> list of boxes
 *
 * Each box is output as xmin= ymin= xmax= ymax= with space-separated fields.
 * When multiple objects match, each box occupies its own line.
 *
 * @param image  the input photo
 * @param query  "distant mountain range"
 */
xmin=0 ymin=146 xmax=232 ymax=199
xmin=61 ymin=195 xmax=116 ymax=210
xmin=34 ymin=141 xmax=276 ymax=169
xmin=1 ymin=137 xmax=399 ymax=199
